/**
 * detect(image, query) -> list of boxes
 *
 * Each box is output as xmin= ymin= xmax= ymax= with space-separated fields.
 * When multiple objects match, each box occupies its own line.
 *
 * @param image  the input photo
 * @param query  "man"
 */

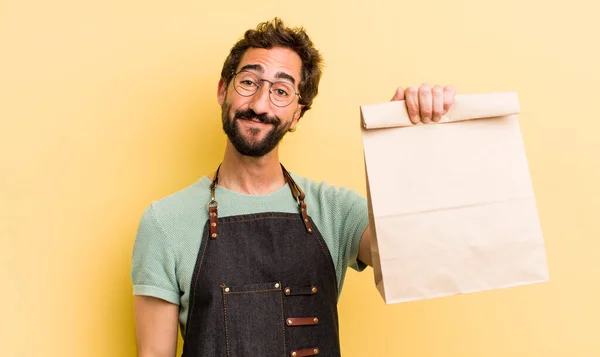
xmin=132 ymin=18 xmax=455 ymax=357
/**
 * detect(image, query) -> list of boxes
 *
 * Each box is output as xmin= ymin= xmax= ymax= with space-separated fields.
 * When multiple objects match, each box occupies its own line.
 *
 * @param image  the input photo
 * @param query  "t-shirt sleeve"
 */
xmin=342 ymin=193 xmax=370 ymax=272
xmin=130 ymin=204 xmax=181 ymax=305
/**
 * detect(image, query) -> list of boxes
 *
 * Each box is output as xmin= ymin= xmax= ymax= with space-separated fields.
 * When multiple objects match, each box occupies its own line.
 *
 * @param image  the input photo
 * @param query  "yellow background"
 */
xmin=1 ymin=0 xmax=598 ymax=356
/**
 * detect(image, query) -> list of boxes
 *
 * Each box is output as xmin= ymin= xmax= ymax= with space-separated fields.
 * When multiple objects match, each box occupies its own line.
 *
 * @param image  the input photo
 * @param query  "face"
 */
xmin=218 ymin=47 xmax=304 ymax=157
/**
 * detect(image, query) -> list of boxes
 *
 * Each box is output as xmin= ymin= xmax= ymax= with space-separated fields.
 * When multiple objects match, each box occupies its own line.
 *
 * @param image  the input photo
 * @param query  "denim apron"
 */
xmin=180 ymin=164 xmax=341 ymax=357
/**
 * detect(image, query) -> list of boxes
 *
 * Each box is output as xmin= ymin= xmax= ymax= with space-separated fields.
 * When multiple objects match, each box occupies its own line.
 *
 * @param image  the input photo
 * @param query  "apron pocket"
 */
xmin=222 ymin=281 xmax=285 ymax=357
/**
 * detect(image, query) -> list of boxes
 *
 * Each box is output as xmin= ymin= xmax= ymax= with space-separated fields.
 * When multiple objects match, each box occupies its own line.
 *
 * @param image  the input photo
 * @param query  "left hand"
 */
xmin=391 ymin=83 xmax=456 ymax=124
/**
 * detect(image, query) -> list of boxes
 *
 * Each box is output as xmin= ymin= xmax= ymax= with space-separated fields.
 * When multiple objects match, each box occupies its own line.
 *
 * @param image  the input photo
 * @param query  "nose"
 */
xmin=248 ymin=82 xmax=272 ymax=114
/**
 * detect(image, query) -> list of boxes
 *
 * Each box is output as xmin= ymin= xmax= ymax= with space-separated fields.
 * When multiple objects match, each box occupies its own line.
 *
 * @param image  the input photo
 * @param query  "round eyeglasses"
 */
xmin=232 ymin=71 xmax=301 ymax=107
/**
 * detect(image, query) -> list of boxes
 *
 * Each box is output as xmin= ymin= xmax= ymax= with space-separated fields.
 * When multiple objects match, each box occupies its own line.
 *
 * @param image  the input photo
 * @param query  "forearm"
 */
xmin=134 ymin=296 xmax=179 ymax=357
xmin=136 ymin=343 xmax=177 ymax=357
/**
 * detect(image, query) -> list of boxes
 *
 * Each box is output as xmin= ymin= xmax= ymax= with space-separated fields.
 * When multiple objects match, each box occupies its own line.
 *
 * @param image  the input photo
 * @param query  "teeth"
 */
xmin=238 ymin=117 xmax=268 ymax=124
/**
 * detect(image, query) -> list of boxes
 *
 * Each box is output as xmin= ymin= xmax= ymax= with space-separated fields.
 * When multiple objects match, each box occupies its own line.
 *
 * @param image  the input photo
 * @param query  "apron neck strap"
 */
xmin=207 ymin=163 xmax=314 ymax=238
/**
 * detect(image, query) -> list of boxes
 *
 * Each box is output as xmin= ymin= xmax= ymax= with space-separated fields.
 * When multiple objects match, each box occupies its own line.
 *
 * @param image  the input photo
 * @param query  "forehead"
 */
xmin=237 ymin=47 xmax=302 ymax=83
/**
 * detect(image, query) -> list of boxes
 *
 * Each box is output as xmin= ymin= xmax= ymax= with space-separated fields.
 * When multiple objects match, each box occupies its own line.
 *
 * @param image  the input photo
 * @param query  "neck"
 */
xmin=213 ymin=141 xmax=286 ymax=195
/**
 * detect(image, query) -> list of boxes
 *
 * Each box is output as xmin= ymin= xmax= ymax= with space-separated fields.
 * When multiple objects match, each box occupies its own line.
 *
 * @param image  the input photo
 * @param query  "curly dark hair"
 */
xmin=220 ymin=18 xmax=323 ymax=118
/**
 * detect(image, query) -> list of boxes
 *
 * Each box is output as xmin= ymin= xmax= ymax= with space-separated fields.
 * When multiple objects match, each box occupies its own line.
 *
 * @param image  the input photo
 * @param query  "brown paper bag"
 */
xmin=360 ymin=92 xmax=549 ymax=304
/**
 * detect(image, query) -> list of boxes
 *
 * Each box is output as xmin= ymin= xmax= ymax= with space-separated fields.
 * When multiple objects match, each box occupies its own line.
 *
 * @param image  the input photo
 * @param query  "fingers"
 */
xmin=432 ymin=85 xmax=444 ymax=122
xmin=418 ymin=83 xmax=433 ymax=123
xmin=443 ymin=86 xmax=456 ymax=114
xmin=390 ymin=87 xmax=405 ymax=101
xmin=395 ymin=84 xmax=456 ymax=124
xmin=404 ymin=87 xmax=420 ymax=124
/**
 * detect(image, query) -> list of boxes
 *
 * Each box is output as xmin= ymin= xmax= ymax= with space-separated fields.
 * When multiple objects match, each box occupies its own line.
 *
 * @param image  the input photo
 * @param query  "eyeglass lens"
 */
xmin=234 ymin=71 xmax=296 ymax=107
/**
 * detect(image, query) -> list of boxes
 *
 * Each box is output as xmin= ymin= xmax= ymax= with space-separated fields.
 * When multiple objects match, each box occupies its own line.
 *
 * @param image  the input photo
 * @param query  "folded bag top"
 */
xmin=361 ymin=92 xmax=521 ymax=129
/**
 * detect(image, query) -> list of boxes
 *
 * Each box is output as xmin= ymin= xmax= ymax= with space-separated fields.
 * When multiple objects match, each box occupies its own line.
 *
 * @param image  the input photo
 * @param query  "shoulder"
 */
xmin=142 ymin=177 xmax=212 ymax=247
xmin=150 ymin=177 xmax=210 ymax=215
xmin=290 ymin=173 xmax=367 ymax=214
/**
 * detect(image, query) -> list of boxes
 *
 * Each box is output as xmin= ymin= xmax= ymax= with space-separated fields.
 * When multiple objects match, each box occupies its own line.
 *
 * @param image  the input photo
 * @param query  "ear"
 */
xmin=290 ymin=104 xmax=304 ymax=130
xmin=217 ymin=78 xmax=226 ymax=105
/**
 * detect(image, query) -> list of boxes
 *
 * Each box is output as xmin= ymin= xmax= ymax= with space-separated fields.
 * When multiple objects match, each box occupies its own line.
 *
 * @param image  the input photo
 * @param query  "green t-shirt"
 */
xmin=131 ymin=172 xmax=369 ymax=335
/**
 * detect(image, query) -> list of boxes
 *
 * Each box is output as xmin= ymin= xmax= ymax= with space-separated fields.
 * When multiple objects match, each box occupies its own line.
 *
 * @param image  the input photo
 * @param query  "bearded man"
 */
xmin=132 ymin=18 xmax=456 ymax=357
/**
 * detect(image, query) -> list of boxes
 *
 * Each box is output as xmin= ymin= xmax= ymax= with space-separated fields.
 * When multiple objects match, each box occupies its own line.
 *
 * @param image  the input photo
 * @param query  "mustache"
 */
xmin=234 ymin=109 xmax=279 ymax=125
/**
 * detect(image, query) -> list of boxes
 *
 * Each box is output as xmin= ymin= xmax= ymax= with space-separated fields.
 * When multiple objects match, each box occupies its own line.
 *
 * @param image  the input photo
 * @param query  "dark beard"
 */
xmin=221 ymin=104 xmax=291 ymax=157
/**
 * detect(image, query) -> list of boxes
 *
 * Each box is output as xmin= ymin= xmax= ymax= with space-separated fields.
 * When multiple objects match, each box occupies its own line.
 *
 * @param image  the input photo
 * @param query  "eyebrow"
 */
xmin=274 ymin=71 xmax=296 ymax=86
xmin=238 ymin=64 xmax=297 ymax=86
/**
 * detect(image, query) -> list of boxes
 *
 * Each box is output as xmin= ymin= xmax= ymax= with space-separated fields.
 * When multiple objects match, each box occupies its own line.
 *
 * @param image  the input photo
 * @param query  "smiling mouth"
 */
xmin=239 ymin=117 xmax=270 ymax=124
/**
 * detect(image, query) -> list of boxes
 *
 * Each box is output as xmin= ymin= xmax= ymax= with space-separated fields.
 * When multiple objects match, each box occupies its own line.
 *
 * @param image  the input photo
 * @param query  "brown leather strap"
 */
xmin=290 ymin=347 xmax=320 ymax=356
xmin=285 ymin=317 xmax=319 ymax=326
xmin=281 ymin=164 xmax=306 ymax=201
xmin=207 ymin=163 xmax=314 ymax=236
xmin=208 ymin=205 xmax=218 ymax=239
xmin=208 ymin=165 xmax=220 ymax=239
xmin=281 ymin=164 xmax=313 ymax=234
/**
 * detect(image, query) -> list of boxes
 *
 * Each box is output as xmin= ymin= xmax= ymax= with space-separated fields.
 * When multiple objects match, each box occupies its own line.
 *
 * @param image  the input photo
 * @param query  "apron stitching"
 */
xmin=224 ymin=289 xmax=280 ymax=295
xmin=279 ymin=287 xmax=287 ymax=357
xmin=312 ymin=231 xmax=339 ymax=292
xmin=222 ymin=216 xmax=301 ymax=224
xmin=222 ymin=291 xmax=231 ymax=357
xmin=186 ymin=228 xmax=211 ymax=334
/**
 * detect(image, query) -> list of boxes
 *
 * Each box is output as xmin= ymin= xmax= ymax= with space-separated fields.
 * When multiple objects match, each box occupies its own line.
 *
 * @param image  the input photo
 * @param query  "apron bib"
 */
xmin=181 ymin=165 xmax=341 ymax=357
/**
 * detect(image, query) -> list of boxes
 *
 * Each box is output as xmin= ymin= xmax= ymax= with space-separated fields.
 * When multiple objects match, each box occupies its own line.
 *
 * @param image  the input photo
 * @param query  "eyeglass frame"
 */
xmin=230 ymin=70 xmax=302 ymax=108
